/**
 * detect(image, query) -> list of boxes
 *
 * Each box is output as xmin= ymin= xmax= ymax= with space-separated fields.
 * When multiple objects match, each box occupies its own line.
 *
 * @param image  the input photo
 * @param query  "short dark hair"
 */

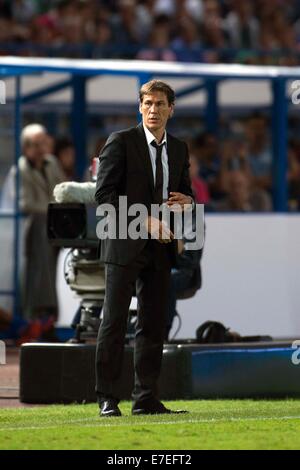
xmin=54 ymin=136 xmax=73 ymax=158
xmin=139 ymin=80 xmax=175 ymax=105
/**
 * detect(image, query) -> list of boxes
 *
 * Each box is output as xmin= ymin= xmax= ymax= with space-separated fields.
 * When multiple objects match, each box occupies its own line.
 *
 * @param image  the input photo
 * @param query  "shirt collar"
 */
xmin=25 ymin=155 xmax=50 ymax=169
xmin=143 ymin=124 xmax=167 ymax=148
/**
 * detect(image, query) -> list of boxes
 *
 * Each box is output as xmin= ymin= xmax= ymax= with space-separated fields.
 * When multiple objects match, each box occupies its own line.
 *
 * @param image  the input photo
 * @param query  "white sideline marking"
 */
xmin=1 ymin=415 xmax=300 ymax=432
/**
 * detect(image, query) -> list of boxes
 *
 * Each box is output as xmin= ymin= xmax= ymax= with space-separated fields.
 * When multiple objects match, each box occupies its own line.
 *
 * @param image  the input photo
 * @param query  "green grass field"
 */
xmin=1 ymin=400 xmax=300 ymax=450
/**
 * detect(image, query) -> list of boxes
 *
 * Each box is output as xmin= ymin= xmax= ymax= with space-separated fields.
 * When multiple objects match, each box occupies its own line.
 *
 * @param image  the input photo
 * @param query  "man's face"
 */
xmin=139 ymin=91 xmax=174 ymax=135
xmin=59 ymin=146 xmax=75 ymax=172
xmin=229 ymin=172 xmax=249 ymax=203
xmin=246 ymin=117 xmax=267 ymax=141
xmin=24 ymin=132 xmax=48 ymax=164
xmin=203 ymin=135 xmax=217 ymax=159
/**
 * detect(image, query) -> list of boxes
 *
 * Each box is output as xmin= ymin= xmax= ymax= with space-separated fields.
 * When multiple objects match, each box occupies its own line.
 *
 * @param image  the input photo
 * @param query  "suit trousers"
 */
xmin=95 ymin=239 xmax=171 ymax=405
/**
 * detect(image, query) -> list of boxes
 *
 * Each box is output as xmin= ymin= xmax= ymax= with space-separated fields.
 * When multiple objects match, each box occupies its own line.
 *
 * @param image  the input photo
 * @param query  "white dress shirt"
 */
xmin=143 ymin=124 xmax=169 ymax=201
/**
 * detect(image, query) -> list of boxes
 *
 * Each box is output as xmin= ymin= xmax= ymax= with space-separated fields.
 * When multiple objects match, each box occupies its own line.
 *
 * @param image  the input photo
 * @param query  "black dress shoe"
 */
xmin=132 ymin=399 xmax=187 ymax=415
xmin=100 ymin=399 xmax=122 ymax=417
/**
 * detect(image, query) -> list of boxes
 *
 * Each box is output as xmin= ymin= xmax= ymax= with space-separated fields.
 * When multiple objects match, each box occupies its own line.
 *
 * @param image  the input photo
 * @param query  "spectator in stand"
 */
xmin=78 ymin=0 xmax=99 ymax=43
xmin=256 ymin=0 xmax=280 ymax=22
xmin=0 ymin=14 xmax=13 ymax=45
xmin=57 ymin=12 xmax=86 ymax=57
xmin=189 ymin=153 xmax=210 ymax=204
xmin=287 ymin=141 xmax=300 ymax=210
xmin=223 ymin=0 xmax=260 ymax=50
xmin=92 ymin=19 xmax=113 ymax=58
xmin=218 ymin=138 xmax=252 ymax=194
xmin=193 ymin=132 xmax=224 ymax=201
xmin=154 ymin=0 xmax=203 ymax=22
xmin=17 ymin=124 xmax=65 ymax=320
xmin=0 ymin=0 xmax=11 ymax=19
xmin=54 ymin=0 xmax=81 ymax=33
xmin=201 ymin=0 xmax=227 ymax=63
xmin=217 ymin=169 xmax=272 ymax=212
xmin=134 ymin=0 xmax=156 ymax=42
xmin=45 ymin=134 xmax=55 ymax=155
xmin=269 ymin=10 xmax=297 ymax=65
xmin=110 ymin=0 xmax=144 ymax=56
xmin=11 ymin=0 xmax=37 ymax=24
xmin=258 ymin=6 xmax=297 ymax=65
xmin=29 ymin=15 xmax=57 ymax=56
xmin=54 ymin=136 xmax=76 ymax=181
xmin=259 ymin=22 xmax=280 ymax=65
xmin=243 ymin=113 xmax=272 ymax=192
xmin=171 ymin=17 xmax=203 ymax=62
xmin=136 ymin=14 xmax=176 ymax=61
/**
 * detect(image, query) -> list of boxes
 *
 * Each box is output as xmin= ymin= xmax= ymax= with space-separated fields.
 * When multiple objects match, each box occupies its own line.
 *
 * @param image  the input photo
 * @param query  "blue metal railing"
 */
xmin=13 ymin=76 xmax=21 ymax=317
xmin=0 ymin=77 xmax=22 ymax=322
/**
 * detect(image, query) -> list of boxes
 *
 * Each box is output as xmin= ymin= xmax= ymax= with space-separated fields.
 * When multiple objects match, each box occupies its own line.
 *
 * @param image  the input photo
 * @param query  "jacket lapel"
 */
xmin=135 ymin=124 xmax=181 ymax=196
xmin=135 ymin=123 xmax=155 ymax=196
xmin=34 ymin=169 xmax=50 ymax=197
xmin=167 ymin=133 xmax=179 ymax=193
xmin=24 ymin=158 xmax=49 ymax=195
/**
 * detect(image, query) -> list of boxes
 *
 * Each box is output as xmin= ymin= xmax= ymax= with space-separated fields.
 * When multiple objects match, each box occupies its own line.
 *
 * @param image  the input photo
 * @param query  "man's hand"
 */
xmin=145 ymin=216 xmax=174 ymax=244
xmin=177 ymin=239 xmax=184 ymax=254
xmin=166 ymin=192 xmax=193 ymax=212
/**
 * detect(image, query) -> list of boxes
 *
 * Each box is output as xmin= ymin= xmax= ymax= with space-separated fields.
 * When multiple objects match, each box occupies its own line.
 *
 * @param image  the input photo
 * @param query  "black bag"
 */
xmin=196 ymin=321 xmax=239 ymax=344
xmin=196 ymin=321 xmax=272 ymax=344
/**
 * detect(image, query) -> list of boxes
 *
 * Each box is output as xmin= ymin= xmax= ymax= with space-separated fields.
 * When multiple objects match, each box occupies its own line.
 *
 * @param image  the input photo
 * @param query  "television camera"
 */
xmin=47 ymin=186 xmax=105 ymax=343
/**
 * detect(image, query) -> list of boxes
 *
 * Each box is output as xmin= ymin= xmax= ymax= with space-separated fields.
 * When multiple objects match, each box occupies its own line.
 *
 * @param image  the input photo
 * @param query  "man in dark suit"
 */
xmin=95 ymin=80 xmax=194 ymax=417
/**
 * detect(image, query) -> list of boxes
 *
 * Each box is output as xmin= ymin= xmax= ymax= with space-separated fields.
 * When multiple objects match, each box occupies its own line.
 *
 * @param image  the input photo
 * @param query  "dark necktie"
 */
xmin=151 ymin=140 xmax=164 ymax=205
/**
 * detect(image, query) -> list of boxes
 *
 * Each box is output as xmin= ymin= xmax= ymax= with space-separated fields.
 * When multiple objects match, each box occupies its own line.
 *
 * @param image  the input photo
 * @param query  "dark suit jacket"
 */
xmin=95 ymin=123 xmax=194 ymax=267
